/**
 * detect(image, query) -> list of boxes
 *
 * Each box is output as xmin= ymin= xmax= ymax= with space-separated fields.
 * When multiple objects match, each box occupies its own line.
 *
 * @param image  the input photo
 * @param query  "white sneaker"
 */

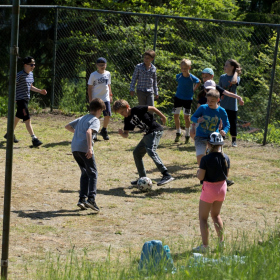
xmin=192 ymin=244 xmax=209 ymax=253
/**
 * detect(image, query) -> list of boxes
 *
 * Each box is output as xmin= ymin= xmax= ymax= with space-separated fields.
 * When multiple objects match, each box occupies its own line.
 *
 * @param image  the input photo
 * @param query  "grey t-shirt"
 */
xmin=69 ymin=114 xmax=100 ymax=153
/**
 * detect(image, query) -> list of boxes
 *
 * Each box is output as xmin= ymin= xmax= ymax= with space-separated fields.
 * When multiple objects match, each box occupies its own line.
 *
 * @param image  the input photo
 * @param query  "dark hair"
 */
xmin=89 ymin=98 xmax=106 ymax=112
xmin=206 ymin=89 xmax=219 ymax=99
xmin=144 ymin=49 xmax=156 ymax=59
xmin=227 ymin=59 xmax=241 ymax=75
xmin=22 ymin=56 xmax=34 ymax=64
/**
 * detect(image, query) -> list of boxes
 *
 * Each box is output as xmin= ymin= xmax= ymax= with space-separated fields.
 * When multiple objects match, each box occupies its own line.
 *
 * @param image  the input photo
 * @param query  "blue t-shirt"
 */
xmin=16 ymin=70 xmax=34 ymax=101
xmin=219 ymin=74 xmax=240 ymax=111
xmin=69 ymin=114 xmax=100 ymax=153
xmin=175 ymin=73 xmax=200 ymax=100
xmin=191 ymin=104 xmax=230 ymax=138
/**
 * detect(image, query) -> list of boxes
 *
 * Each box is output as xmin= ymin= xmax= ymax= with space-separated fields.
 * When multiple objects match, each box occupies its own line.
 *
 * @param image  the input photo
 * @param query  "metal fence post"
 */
xmin=51 ymin=7 xmax=58 ymax=111
xmin=263 ymin=27 xmax=280 ymax=145
xmin=153 ymin=16 xmax=159 ymax=63
xmin=1 ymin=1 xmax=20 ymax=279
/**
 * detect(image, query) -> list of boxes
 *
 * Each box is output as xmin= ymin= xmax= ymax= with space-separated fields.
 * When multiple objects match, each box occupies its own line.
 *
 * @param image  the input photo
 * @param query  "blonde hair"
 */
xmin=180 ymin=59 xmax=191 ymax=67
xmin=112 ymin=99 xmax=129 ymax=113
xmin=144 ymin=49 xmax=156 ymax=59
xmin=206 ymin=89 xmax=219 ymax=99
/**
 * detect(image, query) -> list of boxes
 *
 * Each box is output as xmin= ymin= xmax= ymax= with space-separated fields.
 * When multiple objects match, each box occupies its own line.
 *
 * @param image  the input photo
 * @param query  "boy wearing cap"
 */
xmin=4 ymin=56 xmax=47 ymax=147
xmin=88 ymin=57 xmax=113 ymax=141
xmin=173 ymin=59 xmax=201 ymax=144
xmin=130 ymin=49 xmax=158 ymax=106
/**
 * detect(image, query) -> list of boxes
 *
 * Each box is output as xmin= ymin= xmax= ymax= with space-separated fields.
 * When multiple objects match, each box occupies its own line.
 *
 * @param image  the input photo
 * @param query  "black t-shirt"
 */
xmin=201 ymin=84 xmax=225 ymax=97
xmin=124 ymin=106 xmax=163 ymax=135
xmin=199 ymin=152 xmax=230 ymax=182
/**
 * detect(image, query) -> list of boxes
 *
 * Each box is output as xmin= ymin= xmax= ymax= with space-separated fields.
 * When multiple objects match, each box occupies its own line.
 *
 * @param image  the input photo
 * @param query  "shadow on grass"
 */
xmin=42 ymin=141 xmax=71 ymax=148
xmin=13 ymin=209 xmax=97 ymax=220
xmin=98 ymin=187 xmax=147 ymax=199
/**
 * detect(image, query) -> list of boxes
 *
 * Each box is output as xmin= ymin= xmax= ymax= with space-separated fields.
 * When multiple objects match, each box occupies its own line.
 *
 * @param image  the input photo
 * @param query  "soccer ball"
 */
xmin=137 ymin=177 xmax=153 ymax=192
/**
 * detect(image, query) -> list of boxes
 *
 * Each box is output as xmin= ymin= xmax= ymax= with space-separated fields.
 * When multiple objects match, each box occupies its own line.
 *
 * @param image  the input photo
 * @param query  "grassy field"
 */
xmin=0 ymin=112 xmax=280 ymax=279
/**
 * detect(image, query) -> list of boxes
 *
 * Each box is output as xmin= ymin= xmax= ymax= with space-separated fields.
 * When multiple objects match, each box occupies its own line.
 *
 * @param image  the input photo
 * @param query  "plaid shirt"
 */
xmin=129 ymin=63 xmax=158 ymax=95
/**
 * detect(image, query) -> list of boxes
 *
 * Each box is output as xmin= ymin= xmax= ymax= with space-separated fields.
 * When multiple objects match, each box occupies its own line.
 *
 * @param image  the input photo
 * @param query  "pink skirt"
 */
xmin=200 ymin=180 xmax=227 ymax=203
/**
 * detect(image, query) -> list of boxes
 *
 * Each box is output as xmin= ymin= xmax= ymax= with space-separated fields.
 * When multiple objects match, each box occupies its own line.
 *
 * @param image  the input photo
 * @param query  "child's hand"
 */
xmin=155 ymin=95 xmax=159 ymax=100
xmin=220 ymin=130 xmax=226 ymax=136
xmin=129 ymin=91 xmax=134 ymax=97
xmin=238 ymin=97 xmax=244 ymax=106
xmin=85 ymin=148 xmax=93 ymax=159
xmin=40 ymin=89 xmax=47 ymax=95
xmin=160 ymin=116 xmax=166 ymax=125
xmin=198 ymin=117 xmax=205 ymax=123
xmin=118 ymin=129 xmax=124 ymax=135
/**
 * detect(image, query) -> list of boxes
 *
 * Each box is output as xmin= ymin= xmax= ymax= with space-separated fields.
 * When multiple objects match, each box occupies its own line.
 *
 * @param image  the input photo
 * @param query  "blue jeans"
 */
xmin=133 ymin=131 xmax=167 ymax=177
xmin=73 ymin=151 xmax=98 ymax=199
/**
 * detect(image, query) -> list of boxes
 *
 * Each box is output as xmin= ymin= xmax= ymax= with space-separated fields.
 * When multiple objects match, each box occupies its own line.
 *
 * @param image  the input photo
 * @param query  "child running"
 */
xmin=193 ymin=132 xmax=230 ymax=253
xmin=113 ymin=99 xmax=174 ymax=186
xmin=65 ymin=98 xmax=106 ymax=212
xmin=172 ymin=59 xmax=200 ymax=144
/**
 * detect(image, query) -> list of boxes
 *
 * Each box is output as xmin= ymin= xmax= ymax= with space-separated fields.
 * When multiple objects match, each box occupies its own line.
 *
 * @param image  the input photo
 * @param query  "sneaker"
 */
xmin=174 ymin=132 xmax=182 ymax=142
xmin=226 ymin=179 xmax=234 ymax=187
xmin=232 ymin=141 xmax=237 ymax=147
xmin=85 ymin=198 xmax=100 ymax=212
xmin=32 ymin=138 xmax=43 ymax=147
xmin=4 ymin=133 xmax=19 ymax=143
xmin=192 ymin=244 xmax=209 ymax=253
xmin=157 ymin=175 xmax=174 ymax=186
xmin=100 ymin=128 xmax=109 ymax=140
xmin=185 ymin=136 xmax=190 ymax=144
xmin=77 ymin=198 xmax=87 ymax=210
xmin=131 ymin=179 xmax=139 ymax=185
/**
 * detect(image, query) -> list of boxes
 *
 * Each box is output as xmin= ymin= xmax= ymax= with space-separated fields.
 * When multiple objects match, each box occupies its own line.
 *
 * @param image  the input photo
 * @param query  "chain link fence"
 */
xmin=1 ymin=5 xmax=280 ymax=143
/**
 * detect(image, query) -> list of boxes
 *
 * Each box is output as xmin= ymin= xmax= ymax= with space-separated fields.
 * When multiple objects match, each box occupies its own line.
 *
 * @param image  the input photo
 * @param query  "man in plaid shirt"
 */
xmin=129 ymin=50 xmax=158 ymax=106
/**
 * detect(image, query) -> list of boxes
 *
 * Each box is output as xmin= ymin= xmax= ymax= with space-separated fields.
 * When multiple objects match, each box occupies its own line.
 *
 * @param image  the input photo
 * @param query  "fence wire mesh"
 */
xmin=1 ymin=6 xmax=280 ymax=142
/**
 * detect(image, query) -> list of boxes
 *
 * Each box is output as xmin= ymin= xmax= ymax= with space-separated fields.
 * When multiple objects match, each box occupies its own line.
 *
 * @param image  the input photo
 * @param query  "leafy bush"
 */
xmin=0 ymin=95 xmax=8 ymax=117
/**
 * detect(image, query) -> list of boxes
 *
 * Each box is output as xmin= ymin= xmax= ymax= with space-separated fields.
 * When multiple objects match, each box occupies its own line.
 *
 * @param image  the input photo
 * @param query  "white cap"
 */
xmin=204 ymin=79 xmax=216 ymax=89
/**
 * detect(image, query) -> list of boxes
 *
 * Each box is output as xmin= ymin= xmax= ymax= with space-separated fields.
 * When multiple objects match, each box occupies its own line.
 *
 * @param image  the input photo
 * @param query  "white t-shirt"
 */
xmin=87 ymin=70 xmax=111 ymax=102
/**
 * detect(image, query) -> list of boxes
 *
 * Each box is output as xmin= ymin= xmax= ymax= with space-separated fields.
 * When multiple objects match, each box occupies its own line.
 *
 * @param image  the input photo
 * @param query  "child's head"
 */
xmin=113 ymin=99 xmax=130 ymax=117
xmin=224 ymin=59 xmax=241 ymax=75
xmin=204 ymin=79 xmax=216 ymax=90
xmin=23 ymin=56 xmax=36 ymax=72
xmin=180 ymin=59 xmax=191 ymax=73
xmin=96 ymin=57 xmax=107 ymax=73
xmin=207 ymin=132 xmax=224 ymax=152
xmin=206 ymin=89 xmax=219 ymax=109
xmin=89 ymin=98 xmax=106 ymax=112
xmin=143 ymin=50 xmax=156 ymax=65
xmin=201 ymin=68 xmax=214 ymax=83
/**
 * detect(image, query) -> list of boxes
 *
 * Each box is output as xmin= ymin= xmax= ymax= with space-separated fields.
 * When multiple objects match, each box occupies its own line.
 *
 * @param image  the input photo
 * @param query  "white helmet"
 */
xmin=208 ymin=132 xmax=224 ymax=146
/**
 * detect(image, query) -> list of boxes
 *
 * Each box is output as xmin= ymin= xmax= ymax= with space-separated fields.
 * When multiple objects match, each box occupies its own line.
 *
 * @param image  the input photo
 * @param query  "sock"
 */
xmin=31 ymin=135 xmax=37 ymax=140
xmin=177 ymin=128 xmax=181 ymax=134
xmin=102 ymin=127 xmax=107 ymax=131
xmin=162 ymin=170 xmax=171 ymax=177
xmin=185 ymin=127 xmax=190 ymax=137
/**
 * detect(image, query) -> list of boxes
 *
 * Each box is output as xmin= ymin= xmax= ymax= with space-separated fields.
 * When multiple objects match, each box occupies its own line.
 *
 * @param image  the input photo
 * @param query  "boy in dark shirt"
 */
xmin=113 ymin=99 xmax=174 ymax=186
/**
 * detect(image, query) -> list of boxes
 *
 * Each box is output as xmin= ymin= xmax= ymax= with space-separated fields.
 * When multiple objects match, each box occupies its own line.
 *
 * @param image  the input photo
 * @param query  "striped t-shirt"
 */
xmin=16 ymin=70 xmax=34 ymax=101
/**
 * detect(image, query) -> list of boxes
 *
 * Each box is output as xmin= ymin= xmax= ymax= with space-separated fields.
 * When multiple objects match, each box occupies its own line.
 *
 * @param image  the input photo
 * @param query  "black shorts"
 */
xmin=15 ymin=99 xmax=30 ymax=121
xmin=172 ymin=96 xmax=192 ymax=115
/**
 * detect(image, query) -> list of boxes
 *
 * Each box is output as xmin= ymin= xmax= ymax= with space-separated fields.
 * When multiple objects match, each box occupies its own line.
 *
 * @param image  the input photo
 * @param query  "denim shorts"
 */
xmin=194 ymin=136 xmax=208 ymax=156
xmin=103 ymin=101 xmax=111 ymax=117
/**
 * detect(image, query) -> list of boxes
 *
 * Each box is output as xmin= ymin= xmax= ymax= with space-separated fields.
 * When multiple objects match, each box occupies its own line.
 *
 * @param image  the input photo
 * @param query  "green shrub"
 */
xmin=0 ymin=95 xmax=8 ymax=116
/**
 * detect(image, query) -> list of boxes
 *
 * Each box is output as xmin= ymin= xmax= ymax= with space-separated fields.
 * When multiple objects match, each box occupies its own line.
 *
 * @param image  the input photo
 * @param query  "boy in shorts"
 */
xmin=4 ymin=56 xmax=47 ymax=147
xmin=65 ymin=98 xmax=106 ymax=212
xmin=113 ymin=99 xmax=174 ymax=186
xmin=173 ymin=59 xmax=200 ymax=144
xmin=191 ymin=89 xmax=230 ymax=166
xmin=88 ymin=57 xmax=113 ymax=141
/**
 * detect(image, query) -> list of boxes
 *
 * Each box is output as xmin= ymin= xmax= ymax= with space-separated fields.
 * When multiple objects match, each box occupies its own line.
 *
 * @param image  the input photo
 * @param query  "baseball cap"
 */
xmin=204 ymin=79 xmax=216 ymax=89
xmin=202 ymin=68 xmax=214 ymax=76
xmin=96 ymin=57 xmax=107 ymax=64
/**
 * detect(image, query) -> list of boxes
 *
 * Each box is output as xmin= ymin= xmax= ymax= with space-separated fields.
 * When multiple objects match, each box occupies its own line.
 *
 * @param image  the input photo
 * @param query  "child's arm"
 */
xmin=190 ymin=107 xmax=204 ymax=123
xmin=147 ymin=106 xmax=166 ymax=125
xmin=88 ymin=85 xmax=93 ymax=103
xmin=129 ymin=66 xmax=139 ymax=97
xmin=196 ymin=168 xmax=206 ymax=181
xmin=231 ymin=71 xmax=239 ymax=84
xmin=30 ymin=84 xmax=47 ymax=95
xmin=193 ymin=79 xmax=201 ymax=92
xmin=108 ymin=84 xmax=113 ymax=102
xmin=220 ymin=110 xmax=230 ymax=137
xmin=223 ymin=90 xmax=244 ymax=105
xmin=65 ymin=124 xmax=75 ymax=133
xmin=118 ymin=129 xmax=129 ymax=138
xmin=85 ymin=128 xmax=93 ymax=159
xmin=153 ymin=71 xmax=159 ymax=99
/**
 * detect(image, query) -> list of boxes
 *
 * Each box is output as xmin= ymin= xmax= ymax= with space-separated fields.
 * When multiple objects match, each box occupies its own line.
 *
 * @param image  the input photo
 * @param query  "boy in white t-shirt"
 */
xmin=87 ymin=57 xmax=113 ymax=140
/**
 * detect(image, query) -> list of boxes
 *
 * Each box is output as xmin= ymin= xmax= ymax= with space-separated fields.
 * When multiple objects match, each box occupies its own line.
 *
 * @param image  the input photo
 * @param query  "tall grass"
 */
xmin=33 ymin=228 xmax=280 ymax=280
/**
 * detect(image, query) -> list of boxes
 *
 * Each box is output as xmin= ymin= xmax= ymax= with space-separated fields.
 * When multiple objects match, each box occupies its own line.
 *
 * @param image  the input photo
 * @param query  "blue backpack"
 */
xmin=138 ymin=240 xmax=174 ymax=273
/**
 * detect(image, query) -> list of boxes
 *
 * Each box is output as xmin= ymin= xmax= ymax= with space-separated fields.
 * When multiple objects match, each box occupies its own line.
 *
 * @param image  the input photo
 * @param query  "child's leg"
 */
xmin=199 ymin=199 xmax=212 ymax=246
xmin=137 ymin=90 xmax=147 ymax=105
xmin=146 ymin=93 xmax=154 ymax=106
xmin=24 ymin=119 xmax=35 ymax=136
xmin=195 ymin=137 xmax=208 ymax=166
xmin=190 ymin=123 xmax=196 ymax=140
xmin=211 ymin=201 xmax=224 ymax=242
xmin=133 ymin=138 xmax=147 ymax=178
xmin=103 ymin=116 xmax=110 ymax=129
xmin=14 ymin=116 xmax=21 ymax=130
xmin=143 ymin=131 xmax=168 ymax=174
xmin=174 ymin=114 xmax=180 ymax=131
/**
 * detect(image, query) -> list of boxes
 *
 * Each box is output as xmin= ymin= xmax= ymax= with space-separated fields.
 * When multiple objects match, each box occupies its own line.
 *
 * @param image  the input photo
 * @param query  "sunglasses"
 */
xmin=27 ymin=64 xmax=36 ymax=67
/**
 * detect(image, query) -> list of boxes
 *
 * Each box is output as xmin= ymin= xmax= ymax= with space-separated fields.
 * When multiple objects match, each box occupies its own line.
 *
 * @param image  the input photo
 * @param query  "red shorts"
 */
xmin=200 ymin=180 xmax=227 ymax=203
